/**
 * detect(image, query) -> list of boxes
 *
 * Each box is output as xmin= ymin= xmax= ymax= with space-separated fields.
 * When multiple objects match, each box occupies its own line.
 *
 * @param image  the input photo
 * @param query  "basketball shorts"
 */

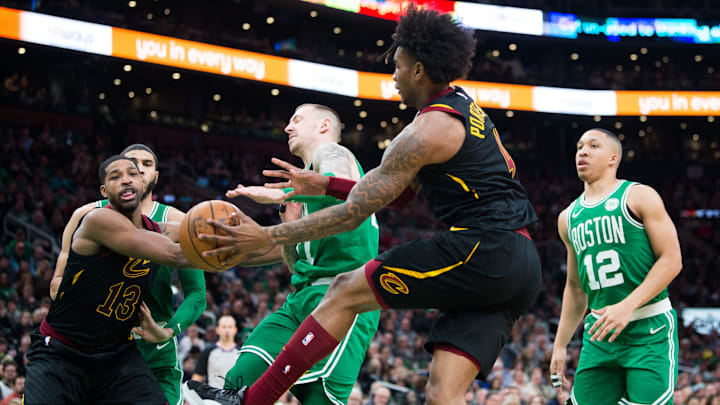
xmin=137 ymin=336 xmax=183 ymax=405
xmin=572 ymin=309 xmax=678 ymax=405
xmin=24 ymin=330 xmax=167 ymax=405
xmin=365 ymin=227 xmax=542 ymax=379
xmin=225 ymin=284 xmax=380 ymax=404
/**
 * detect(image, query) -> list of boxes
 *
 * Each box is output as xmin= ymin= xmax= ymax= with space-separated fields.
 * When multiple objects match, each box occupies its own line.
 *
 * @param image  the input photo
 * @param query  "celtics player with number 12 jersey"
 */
xmin=551 ymin=129 xmax=682 ymax=405
xmin=52 ymin=144 xmax=207 ymax=405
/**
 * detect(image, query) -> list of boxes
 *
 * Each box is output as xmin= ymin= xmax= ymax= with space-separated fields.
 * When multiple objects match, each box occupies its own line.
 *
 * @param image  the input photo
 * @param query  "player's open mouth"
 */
xmin=577 ymin=159 xmax=589 ymax=169
xmin=120 ymin=189 xmax=137 ymax=200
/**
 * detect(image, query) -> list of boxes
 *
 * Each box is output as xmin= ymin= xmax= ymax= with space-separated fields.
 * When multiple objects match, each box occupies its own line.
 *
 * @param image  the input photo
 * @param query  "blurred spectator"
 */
xmin=30 ymin=209 xmax=53 ymax=237
xmin=178 ymin=323 xmax=206 ymax=365
xmin=191 ymin=315 xmax=239 ymax=388
xmin=370 ymin=385 xmax=392 ymax=405
xmin=0 ymin=375 xmax=23 ymax=405
xmin=182 ymin=356 xmax=196 ymax=383
xmin=0 ymin=361 xmax=17 ymax=398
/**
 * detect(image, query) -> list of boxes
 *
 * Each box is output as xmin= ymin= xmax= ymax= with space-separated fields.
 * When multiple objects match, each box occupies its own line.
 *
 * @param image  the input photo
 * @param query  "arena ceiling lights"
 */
xmin=2 ymin=6 xmax=719 ymax=117
xmin=300 ymin=0 xmax=720 ymax=44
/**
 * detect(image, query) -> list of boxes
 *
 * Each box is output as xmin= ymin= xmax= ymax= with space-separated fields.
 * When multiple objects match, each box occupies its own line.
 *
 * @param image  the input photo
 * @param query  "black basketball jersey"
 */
xmin=416 ymin=86 xmax=537 ymax=231
xmin=45 ymin=209 xmax=161 ymax=350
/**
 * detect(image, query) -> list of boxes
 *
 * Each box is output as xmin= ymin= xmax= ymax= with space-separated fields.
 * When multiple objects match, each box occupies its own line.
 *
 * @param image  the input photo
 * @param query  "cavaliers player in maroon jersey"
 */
xmin=24 ymin=156 xmax=195 ymax=405
xmin=190 ymin=5 xmax=542 ymax=405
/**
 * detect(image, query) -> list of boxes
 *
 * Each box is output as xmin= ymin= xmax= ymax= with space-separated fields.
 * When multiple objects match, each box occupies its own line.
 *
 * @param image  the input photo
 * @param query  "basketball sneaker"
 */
xmin=183 ymin=380 xmax=246 ymax=405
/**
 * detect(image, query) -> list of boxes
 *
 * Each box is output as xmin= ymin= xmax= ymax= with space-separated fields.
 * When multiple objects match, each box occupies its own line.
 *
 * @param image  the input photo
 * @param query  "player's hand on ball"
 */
xmin=549 ymin=347 xmax=567 ymax=397
xmin=199 ymin=211 xmax=274 ymax=266
xmin=589 ymin=300 xmax=634 ymax=342
xmin=132 ymin=302 xmax=173 ymax=343
xmin=262 ymin=157 xmax=330 ymax=198
xmin=226 ymin=184 xmax=288 ymax=204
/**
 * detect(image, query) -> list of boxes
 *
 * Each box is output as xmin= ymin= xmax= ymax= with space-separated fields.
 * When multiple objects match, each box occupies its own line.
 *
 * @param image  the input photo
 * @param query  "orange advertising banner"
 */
xmin=2 ymin=6 xmax=720 ymax=116
xmin=616 ymin=91 xmax=720 ymax=116
xmin=455 ymin=80 xmax=534 ymax=111
xmin=0 ymin=7 xmax=21 ymax=41
xmin=111 ymin=28 xmax=289 ymax=85
xmin=356 ymin=74 xmax=535 ymax=111
xmin=357 ymin=72 xmax=401 ymax=101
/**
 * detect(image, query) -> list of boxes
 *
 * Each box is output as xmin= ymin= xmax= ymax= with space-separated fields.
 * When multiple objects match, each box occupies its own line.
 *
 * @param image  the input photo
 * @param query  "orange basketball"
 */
xmin=179 ymin=200 xmax=242 ymax=272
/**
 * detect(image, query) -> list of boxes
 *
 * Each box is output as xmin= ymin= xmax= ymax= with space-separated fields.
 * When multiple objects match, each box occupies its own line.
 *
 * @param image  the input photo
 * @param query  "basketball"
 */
xmin=179 ymin=200 xmax=243 ymax=272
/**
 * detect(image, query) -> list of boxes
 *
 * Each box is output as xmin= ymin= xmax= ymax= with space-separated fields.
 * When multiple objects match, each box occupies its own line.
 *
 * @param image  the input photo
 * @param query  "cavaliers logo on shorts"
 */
xmin=379 ymin=272 xmax=409 ymax=295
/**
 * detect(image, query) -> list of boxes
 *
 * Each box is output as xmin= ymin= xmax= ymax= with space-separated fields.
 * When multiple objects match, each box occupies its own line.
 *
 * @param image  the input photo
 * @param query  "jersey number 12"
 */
xmin=584 ymin=249 xmax=624 ymax=290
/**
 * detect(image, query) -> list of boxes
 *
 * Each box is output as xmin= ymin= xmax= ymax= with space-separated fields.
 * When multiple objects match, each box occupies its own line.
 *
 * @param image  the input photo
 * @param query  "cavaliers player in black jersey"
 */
xmin=24 ymin=155 xmax=195 ymax=405
xmin=187 ymin=5 xmax=542 ymax=405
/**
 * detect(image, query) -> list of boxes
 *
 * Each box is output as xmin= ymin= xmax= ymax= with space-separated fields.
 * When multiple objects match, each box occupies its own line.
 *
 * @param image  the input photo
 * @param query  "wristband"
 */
xmin=551 ymin=373 xmax=562 ymax=388
xmin=326 ymin=176 xmax=354 ymax=200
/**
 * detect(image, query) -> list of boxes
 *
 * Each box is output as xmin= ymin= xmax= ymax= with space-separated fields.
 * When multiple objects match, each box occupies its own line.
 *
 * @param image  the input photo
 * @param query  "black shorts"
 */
xmin=365 ymin=227 xmax=541 ymax=379
xmin=24 ymin=331 xmax=167 ymax=405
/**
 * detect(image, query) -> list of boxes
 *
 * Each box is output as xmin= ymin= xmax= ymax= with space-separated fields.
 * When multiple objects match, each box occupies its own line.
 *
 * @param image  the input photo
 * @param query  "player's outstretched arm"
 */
xmin=261 ymin=111 xmax=458 ymax=246
xmin=263 ymin=157 xmax=419 ymax=208
xmin=199 ymin=112 xmax=460 ymax=262
xmin=158 ymin=206 xmax=207 ymax=339
xmin=234 ymin=246 xmax=284 ymax=266
xmin=228 ymin=143 xmax=360 ymax=204
xmin=588 ymin=185 xmax=682 ymax=343
xmin=226 ymin=184 xmax=289 ymax=204
xmin=550 ymin=208 xmax=588 ymax=396
xmin=50 ymin=202 xmax=96 ymax=300
xmin=77 ymin=209 xmax=194 ymax=269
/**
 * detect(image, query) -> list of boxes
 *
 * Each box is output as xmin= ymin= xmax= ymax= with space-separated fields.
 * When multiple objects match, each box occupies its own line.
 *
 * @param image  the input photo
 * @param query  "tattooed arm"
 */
xmin=282 ymin=245 xmax=300 ymax=273
xmin=312 ymin=143 xmax=361 ymax=181
xmin=262 ymin=111 xmax=464 ymax=245
xmin=199 ymin=111 xmax=465 ymax=261
xmin=157 ymin=222 xmax=180 ymax=242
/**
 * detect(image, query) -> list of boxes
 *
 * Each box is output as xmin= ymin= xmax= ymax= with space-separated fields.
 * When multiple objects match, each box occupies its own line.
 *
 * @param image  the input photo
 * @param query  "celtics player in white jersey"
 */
xmin=51 ymin=144 xmax=207 ymax=405
xmin=550 ymin=128 xmax=682 ymax=405
xmin=185 ymin=104 xmax=380 ymax=405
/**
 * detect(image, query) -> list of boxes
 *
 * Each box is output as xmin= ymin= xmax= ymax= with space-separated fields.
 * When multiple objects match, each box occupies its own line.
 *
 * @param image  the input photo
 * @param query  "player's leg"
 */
xmin=150 ymin=366 xmax=183 ymax=405
xmin=422 ymin=307 xmax=523 ymax=404
xmin=225 ymin=304 xmax=301 ymax=389
xmin=571 ymin=309 xmax=631 ymax=405
xmin=190 ymin=284 xmax=376 ymax=404
xmin=137 ymin=337 xmax=183 ymax=405
xmin=95 ymin=348 xmax=167 ymax=405
xmin=23 ymin=335 xmax=88 ymax=405
xmin=293 ymin=310 xmax=379 ymax=404
xmin=571 ymin=326 xmax=626 ymax=405
xmin=244 ymin=263 xmax=383 ymax=405
xmin=621 ymin=311 xmax=678 ymax=405
xmin=245 ymin=228 xmax=538 ymax=405
xmin=311 ymin=263 xmax=384 ymax=336
xmin=425 ymin=348 xmax=481 ymax=405
xmin=571 ymin=365 xmax=626 ymax=405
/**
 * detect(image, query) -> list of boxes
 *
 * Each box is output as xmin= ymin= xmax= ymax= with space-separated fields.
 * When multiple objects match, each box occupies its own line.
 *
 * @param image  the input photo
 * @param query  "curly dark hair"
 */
xmin=381 ymin=4 xmax=476 ymax=84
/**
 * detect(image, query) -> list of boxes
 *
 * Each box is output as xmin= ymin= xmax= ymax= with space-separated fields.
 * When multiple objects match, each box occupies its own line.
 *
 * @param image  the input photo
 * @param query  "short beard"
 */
xmin=142 ymin=178 xmax=156 ymax=200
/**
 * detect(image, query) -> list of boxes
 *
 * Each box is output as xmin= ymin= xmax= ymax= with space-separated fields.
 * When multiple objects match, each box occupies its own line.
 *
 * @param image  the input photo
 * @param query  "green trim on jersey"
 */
xmin=96 ymin=199 xmax=169 ymax=222
xmin=291 ymin=164 xmax=380 ymax=287
xmin=566 ymin=180 xmax=663 ymax=310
